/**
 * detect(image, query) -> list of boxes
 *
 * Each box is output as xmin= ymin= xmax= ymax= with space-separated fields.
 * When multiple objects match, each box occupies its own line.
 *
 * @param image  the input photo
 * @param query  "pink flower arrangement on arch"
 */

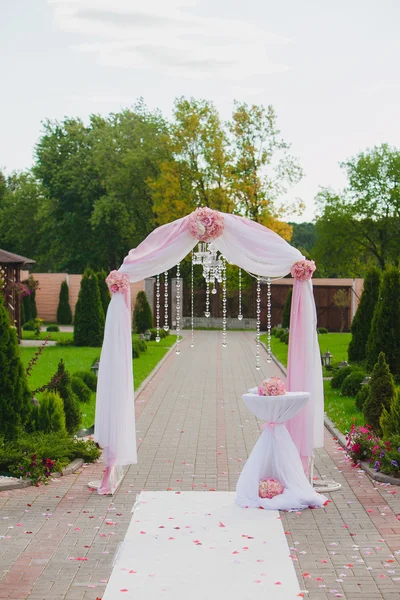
xmin=188 ymin=207 xmax=224 ymax=242
xmin=259 ymin=478 xmax=284 ymax=499
xmin=105 ymin=270 xmax=130 ymax=294
xmin=257 ymin=377 xmax=286 ymax=396
xmin=290 ymin=259 xmax=316 ymax=281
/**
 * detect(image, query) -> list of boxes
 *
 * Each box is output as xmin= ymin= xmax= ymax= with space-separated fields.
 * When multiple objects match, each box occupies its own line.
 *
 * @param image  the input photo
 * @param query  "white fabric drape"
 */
xmin=236 ymin=392 xmax=327 ymax=510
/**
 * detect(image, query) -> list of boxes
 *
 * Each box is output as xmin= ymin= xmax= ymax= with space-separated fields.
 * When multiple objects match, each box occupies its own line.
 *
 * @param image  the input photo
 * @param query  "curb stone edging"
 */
xmin=261 ymin=342 xmax=400 ymax=487
xmin=0 ymin=458 xmax=84 ymax=492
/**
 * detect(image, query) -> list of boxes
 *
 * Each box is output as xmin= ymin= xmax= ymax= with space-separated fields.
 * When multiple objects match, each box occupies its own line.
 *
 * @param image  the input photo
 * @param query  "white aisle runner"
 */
xmin=103 ymin=492 xmax=302 ymax=600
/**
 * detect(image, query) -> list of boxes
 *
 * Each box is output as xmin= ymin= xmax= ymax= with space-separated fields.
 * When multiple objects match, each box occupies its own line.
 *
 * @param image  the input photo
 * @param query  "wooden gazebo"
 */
xmin=0 ymin=249 xmax=35 ymax=337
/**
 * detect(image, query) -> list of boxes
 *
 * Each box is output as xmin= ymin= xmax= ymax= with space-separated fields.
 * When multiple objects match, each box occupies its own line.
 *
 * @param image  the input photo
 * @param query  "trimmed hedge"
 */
xmin=47 ymin=325 xmax=60 ymax=332
xmin=71 ymin=377 xmax=92 ymax=403
xmin=340 ymin=371 xmax=366 ymax=397
xmin=331 ymin=366 xmax=353 ymax=390
xmin=73 ymin=370 xmax=97 ymax=392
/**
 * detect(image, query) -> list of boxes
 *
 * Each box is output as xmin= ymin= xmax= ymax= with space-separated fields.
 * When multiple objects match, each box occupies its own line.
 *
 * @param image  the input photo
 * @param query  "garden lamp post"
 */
xmin=91 ymin=360 xmax=100 ymax=377
xmin=361 ymin=376 xmax=371 ymax=386
xmin=321 ymin=350 xmax=333 ymax=368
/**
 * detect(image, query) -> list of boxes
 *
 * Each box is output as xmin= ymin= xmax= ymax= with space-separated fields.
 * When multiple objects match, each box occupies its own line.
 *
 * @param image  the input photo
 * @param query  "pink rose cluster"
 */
xmin=105 ymin=270 xmax=130 ymax=294
xmin=290 ymin=259 xmax=316 ymax=281
xmin=188 ymin=207 xmax=224 ymax=242
xmin=257 ymin=377 xmax=286 ymax=397
xmin=259 ymin=478 xmax=284 ymax=499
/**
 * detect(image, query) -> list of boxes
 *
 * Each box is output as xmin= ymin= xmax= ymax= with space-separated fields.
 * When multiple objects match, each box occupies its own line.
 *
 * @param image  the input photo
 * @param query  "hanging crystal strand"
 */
xmin=176 ymin=263 xmax=181 ymax=355
xmin=204 ymin=276 xmax=210 ymax=318
xmin=155 ymin=274 xmax=161 ymax=342
xmin=238 ymin=268 xmax=243 ymax=321
xmin=222 ymin=258 xmax=227 ymax=348
xmin=266 ymin=277 xmax=272 ymax=363
xmin=256 ymin=275 xmax=261 ymax=370
xmin=191 ymin=251 xmax=195 ymax=348
xmin=163 ymin=271 xmax=169 ymax=332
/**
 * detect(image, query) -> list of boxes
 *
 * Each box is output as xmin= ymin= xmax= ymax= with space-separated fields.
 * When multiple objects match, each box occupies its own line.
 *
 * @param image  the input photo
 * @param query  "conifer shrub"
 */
xmin=340 ymin=370 xmax=366 ymax=397
xmin=355 ymin=384 xmax=370 ymax=411
xmin=52 ymin=360 xmax=81 ymax=434
xmin=71 ymin=377 xmax=91 ymax=403
xmin=73 ymin=370 xmax=97 ymax=392
xmin=282 ymin=288 xmax=292 ymax=329
xmin=74 ymin=269 xmax=105 ymax=347
xmin=363 ymin=352 xmax=396 ymax=434
xmin=331 ymin=366 xmax=353 ymax=389
xmin=57 ymin=280 xmax=73 ymax=325
xmin=133 ymin=291 xmax=153 ymax=333
xmin=47 ymin=325 xmax=60 ymax=332
xmin=380 ymin=390 xmax=400 ymax=439
xmin=96 ymin=270 xmax=111 ymax=317
xmin=348 ymin=267 xmax=380 ymax=363
xmin=317 ymin=327 xmax=329 ymax=334
xmin=36 ymin=391 xmax=67 ymax=435
xmin=366 ymin=267 xmax=400 ymax=376
xmin=0 ymin=292 xmax=31 ymax=439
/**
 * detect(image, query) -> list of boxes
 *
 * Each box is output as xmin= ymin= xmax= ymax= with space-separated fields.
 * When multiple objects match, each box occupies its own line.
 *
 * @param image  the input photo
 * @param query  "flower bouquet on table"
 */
xmin=257 ymin=377 xmax=286 ymax=396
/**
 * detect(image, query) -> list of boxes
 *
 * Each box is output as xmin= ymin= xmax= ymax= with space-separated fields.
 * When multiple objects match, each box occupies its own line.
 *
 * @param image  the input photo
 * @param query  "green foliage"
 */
xmin=133 ymin=339 xmax=145 ymax=358
xmin=317 ymin=327 xmax=329 ymax=334
xmin=0 ymin=432 xmax=101 ymax=481
xmin=366 ymin=267 xmax=400 ymax=375
xmin=36 ymin=391 xmax=67 ymax=435
xmin=281 ymin=288 xmax=292 ymax=329
xmin=289 ymin=222 xmax=316 ymax=252
xmin=380 ymin=391 xmax=400 ymax=438
xmin=74 ymin=269 xmax=105 ymax=347
xmin=281 ymin=330 xmax=289 ymax=344
xmin=331 ymin=366 xmax=353 ymax=390
xmin=149 ymin=328 xmax=168 ymax=341
xmin=363 ymin=352 xmax=397 ymax=434
xmin=355 ymin=384 xmax=370 ymax=411
xmin=133 ymin=291 xmax=153 ymax=333
xmin=72 ymin=370 xmax=97 ymax=392
xmin=71 ymin=376 xmax=91 ymax=403
xmin=96 ymin=270 xmax=111 ymax=316
xmin=340 ymin=371 xmax=366 ymax=397
xmin=275 ymin=329 xmax=285 ymax=340
xmin=57 ymin=280 xmax=73 ymax=325
xmin=0 ymin=293 xmax=31 ymax=439
xmin=47 ymin=325 xmax=60 ymax=332
xmin=52 ymin=360 xmax=81 ymax=434
xmin=348 ymin=268 xmax=381 ymax=362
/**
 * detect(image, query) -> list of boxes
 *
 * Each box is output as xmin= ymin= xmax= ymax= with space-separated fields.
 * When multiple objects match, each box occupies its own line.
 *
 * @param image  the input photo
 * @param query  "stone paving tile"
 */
xmin=0 ymin=331 xmax=399 ymax=599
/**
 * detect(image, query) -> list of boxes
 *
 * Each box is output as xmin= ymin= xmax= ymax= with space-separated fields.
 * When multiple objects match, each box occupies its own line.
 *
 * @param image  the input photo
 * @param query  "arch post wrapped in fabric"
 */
xmin=94 ymin=209 xmax=324 ymax=494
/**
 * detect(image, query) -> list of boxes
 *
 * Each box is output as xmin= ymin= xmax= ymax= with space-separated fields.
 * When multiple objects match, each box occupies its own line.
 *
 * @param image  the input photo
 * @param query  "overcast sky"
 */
xmin=1 ymin=0 xmax=399 ymax=221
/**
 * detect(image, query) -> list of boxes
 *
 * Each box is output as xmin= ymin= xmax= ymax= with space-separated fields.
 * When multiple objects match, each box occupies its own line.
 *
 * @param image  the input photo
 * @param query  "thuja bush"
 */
xmin=36 ymin=391 xmax=67 ymax=435
xmin=282 ymin=288 xmax=292 ymax=329
xmin=74 ymin=269 xmax=105 ymax=347
xmin=355 ymin=384 xmax=370 ymax=411
xmin=71 ymin=376 xmax=91 ymax=403
xmin=340 ymin=370 xmax=366 ymax=397
xmin=363 ymin=352 xmax=396 ymax=434
xmin=380 ymin=390 xmax=400 ymax=439
xmin=96 ymin=270 xmax=111 ymax=317
xmin=52 ymin=360 xmax=81 ymax=434
xmin=348 ymin=267 xmax=380 ymax=363
xmin=73 ymin=370 xmax=97 ymax=392
xmin=57 ymin=280 xmax=73 ymax=325
xmin=331 ymin=366 xmax=353 ymax=390
xmin=133 ymin=291 xmax=153 ymax=333
xmin=0 ymin=293 xmax=31 ymax=440
xmin=366 ymin=267 xmax=400 ymax=376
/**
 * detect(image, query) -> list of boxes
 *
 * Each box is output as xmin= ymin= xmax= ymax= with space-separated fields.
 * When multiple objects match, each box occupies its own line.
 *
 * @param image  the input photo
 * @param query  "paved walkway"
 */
xmin=1 ymin=331 xmax=400 ymax=599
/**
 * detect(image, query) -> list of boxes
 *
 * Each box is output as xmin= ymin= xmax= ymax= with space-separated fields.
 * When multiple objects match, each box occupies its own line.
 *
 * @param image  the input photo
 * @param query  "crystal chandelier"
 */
xmin=192 ymin=243 xmax=224 ymax=292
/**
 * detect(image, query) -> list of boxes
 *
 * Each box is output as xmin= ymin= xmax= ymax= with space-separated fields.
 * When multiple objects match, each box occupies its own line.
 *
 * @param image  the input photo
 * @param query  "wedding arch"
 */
xmin=94 ymin=208 xmax=324 ymax=494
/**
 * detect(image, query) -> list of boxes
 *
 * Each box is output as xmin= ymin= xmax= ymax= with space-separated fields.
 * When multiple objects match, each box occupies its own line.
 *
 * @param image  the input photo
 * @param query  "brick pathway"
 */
xmin=1 ymin=331 xmax=399 ymax=599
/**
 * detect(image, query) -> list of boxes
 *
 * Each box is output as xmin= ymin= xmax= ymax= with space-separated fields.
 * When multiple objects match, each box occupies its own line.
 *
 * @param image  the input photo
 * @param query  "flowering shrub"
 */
xmin=10 ymin=453 xmax=57 ymax=486
xmin=369 ymin=435 xmax=400 ymax=476
xmin=346 ymin=424 xmax=379 ymax=463
xmin=290 ymin=259 xmax=316 ymax=281
xmin=188 ymin=207 xmax=224 ymax=242
xmin=259 ymin=478 xmax=284 ymax=499
xmin=258 ymin=377 xmax=286 ymax=396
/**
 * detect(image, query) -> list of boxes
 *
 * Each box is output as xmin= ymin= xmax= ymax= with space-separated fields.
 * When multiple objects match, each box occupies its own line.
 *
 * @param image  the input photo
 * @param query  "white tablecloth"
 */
xmin=236 ymin=391 xmax=327 ymax=510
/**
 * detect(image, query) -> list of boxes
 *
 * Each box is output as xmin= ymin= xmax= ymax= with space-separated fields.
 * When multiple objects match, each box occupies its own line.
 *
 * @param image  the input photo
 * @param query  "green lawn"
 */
xmin=260 ymin=332 xmax=351 ymax=369
xmin=19 ymin=335 xmax=176 ymax=430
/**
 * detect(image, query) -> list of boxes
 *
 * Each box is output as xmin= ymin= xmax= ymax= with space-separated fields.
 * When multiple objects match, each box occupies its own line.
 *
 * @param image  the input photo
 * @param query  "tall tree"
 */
xmin=57 ymin=280 xmax=73 ymax=325
xmin=348 ymin=268 xmax=381 ymax=362
xmin=74 ymin=269 xmax=105 ymax=347
xmin=366 ymin=267 xmax=400 ymax=376
xmin=229 ymin=101 xmax=303 ymax=238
